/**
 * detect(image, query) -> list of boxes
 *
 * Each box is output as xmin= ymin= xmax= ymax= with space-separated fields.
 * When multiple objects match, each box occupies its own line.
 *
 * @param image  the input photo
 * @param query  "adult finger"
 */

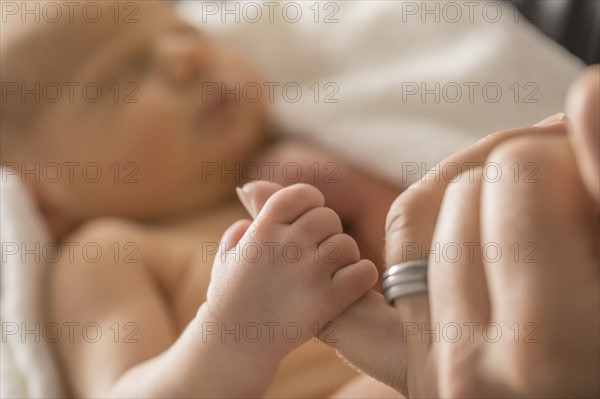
xmin=386 ymin=120 xmax=567 ymax=269
xmin=429 ymin=168 xmax=490 ymax=396
xmin=384 ymin=121 xmax=566 ymax=396
xmin=385 ymin=121 xmax=566 ymax=328
xmin=481 ymin=134 xmax=599 ymax=394
xmin=566 ymin=65 xmax=600 ymax=207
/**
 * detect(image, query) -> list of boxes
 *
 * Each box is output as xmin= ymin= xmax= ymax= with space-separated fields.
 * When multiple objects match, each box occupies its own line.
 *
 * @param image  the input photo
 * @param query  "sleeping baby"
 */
xmin=1 ymin=1 xmax=402 ymax=397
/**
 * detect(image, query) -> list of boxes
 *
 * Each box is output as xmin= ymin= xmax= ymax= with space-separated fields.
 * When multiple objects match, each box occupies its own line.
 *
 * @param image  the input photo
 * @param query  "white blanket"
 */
xmin=0 ymin=1 xmax=584 ymax=397
xmin=1 ymin=175 xmax=65 ymax=398
xmin=178 ymin=0 xmax=583 ymax=184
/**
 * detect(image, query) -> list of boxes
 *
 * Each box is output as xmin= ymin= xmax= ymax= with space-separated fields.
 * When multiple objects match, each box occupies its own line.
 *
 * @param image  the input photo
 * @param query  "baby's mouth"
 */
xmin=198 ymin=92 xmax=240 ymax=133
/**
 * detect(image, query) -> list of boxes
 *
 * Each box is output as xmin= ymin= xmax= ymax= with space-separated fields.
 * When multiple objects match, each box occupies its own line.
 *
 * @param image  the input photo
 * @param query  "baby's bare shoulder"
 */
xmin=53 ymin=216 xmax=194 ymax=298
xmin=52 ymin=216 xmax=208 ymax=308
xmin=51 ymin=218 xmax=157 ymax=293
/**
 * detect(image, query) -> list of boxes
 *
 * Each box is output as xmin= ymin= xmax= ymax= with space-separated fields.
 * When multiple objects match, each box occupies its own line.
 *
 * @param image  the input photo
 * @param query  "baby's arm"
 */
xmin=108 ymin=303 xmax=282 ymax=397
xmin=50 ymin=220 xmax=279 ymax=398
xmin=51 ymin=183 xmax=377 ymax=398
xmin=108 ymin=216 xmax=288 ymax=397
xmin=50 ymin=220 xmax=180 ymax=397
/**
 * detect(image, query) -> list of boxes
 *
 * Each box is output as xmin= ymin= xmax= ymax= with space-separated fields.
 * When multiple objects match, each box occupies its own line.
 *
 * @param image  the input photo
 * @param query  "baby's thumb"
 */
xmin=236 ymin=181 xmax=285 ymax=219
xmin=219 ymin=219 xmax=253 ymax=252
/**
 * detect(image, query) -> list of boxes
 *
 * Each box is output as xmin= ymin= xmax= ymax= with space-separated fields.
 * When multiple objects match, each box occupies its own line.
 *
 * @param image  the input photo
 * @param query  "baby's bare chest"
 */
xmin=140 ymin=202 xmax=250 ymax=330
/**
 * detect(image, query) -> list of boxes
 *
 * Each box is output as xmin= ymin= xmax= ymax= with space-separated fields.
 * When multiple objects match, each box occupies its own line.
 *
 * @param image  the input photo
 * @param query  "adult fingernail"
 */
xmin=535 ymin=112 xmax=566 ymax=126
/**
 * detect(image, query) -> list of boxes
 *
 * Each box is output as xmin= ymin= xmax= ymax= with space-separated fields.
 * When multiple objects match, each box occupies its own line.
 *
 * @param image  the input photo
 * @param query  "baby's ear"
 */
xmin=566 ymin=65 xmax=600 ymax=208
xmin=236 ymin=181 xmax=285 ymax=219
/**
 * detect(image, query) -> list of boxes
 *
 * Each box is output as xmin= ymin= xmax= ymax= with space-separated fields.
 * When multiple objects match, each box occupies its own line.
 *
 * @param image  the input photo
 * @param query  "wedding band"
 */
xmin=382 ymin=260 xmax=428 ymax=306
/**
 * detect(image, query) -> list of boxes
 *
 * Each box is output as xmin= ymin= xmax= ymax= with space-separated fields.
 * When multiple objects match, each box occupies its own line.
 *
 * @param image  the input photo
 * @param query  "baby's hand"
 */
xmin=203 ymin=181 xmax=378 ymax=360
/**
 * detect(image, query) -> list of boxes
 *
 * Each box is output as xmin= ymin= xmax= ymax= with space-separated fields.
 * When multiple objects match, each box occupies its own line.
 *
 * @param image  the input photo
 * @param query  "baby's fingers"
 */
xmin=237 ymin=181 xmax=326 ymax=226
xmin=236 ymin=181 xmax=285 ymax=218
xmin=220 ymin=219 xmax=253 ymax=251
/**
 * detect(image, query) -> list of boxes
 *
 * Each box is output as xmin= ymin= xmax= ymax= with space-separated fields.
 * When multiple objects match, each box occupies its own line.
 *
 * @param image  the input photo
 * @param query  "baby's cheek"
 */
xmin=120 ymin=86 xmax=188 ymax=158
xmin=99 ymin=99 xmax=191 ymax=200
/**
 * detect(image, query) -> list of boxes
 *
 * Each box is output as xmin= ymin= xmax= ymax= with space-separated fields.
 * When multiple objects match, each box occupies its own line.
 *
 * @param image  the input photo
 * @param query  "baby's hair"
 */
xmin=1 ymin=8 xmax=47 ymax=162
xmin=1 ymin=0 xmax=114 ymax=160
xmin=1 ymin=1 xmax=64 ymax=136
xmin=1 ymin=0 xmax=172 ymax=137
xmin=1 ymin=1 xmax=136 ymax=137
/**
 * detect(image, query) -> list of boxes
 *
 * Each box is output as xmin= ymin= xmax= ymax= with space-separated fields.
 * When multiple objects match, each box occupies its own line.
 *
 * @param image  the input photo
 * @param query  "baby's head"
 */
xmin=1 ymin=1 xmax=269 ymax=237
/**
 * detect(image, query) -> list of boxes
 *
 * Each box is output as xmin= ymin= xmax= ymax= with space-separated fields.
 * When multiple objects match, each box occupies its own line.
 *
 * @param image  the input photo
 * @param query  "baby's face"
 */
xmin=7 ymin=2 xmax=269 ymax=224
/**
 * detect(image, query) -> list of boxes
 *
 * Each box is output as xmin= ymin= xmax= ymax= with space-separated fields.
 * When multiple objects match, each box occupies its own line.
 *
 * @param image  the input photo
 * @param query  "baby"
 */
xmin=1 ymin=1 xmax=402 ymax=397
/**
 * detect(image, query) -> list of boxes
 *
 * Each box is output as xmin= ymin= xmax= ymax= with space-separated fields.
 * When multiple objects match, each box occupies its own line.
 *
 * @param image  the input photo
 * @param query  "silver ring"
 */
xmin=382 ymin=260 xmax=428 ymax=306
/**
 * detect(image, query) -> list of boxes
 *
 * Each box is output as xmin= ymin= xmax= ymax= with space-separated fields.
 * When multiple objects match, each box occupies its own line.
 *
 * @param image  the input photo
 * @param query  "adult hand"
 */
xmin=326 ymin=66 xmax=599 ymax=399
xmin=383 ymin=66 xmax=599 ymax=398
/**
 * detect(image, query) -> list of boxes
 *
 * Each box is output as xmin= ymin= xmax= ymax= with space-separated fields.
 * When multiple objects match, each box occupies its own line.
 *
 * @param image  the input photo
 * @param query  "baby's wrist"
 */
xmin=194 ymin=303 xmax=287 ymax=365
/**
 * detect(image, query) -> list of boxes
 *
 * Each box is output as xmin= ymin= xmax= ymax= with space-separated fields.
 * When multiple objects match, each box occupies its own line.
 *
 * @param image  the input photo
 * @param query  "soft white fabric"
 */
xmin=0 ymin=1 xmax=584 ymax=397
xmin=178 ymin=0 xmax=584 ymax=184
xmin=1 ymin=173 xmax=65 ymax=398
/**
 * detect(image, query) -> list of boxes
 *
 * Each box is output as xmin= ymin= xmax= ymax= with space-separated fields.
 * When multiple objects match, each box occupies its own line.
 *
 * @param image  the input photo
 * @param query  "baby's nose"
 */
xmin=157 ymin=37 xmax=209 ymax=87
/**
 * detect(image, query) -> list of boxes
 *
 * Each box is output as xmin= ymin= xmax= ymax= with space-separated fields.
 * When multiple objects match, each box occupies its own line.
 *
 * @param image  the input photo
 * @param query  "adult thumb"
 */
xmin=566 ymin=64 xmax=600 ymax=208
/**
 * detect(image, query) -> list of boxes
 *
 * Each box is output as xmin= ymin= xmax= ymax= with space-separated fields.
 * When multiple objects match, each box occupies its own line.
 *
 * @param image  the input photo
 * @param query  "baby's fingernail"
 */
xmin=236 ymin=185 xmax=256 ymax=218
xmin=535 ymin=112 xmax=565 ymax=126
